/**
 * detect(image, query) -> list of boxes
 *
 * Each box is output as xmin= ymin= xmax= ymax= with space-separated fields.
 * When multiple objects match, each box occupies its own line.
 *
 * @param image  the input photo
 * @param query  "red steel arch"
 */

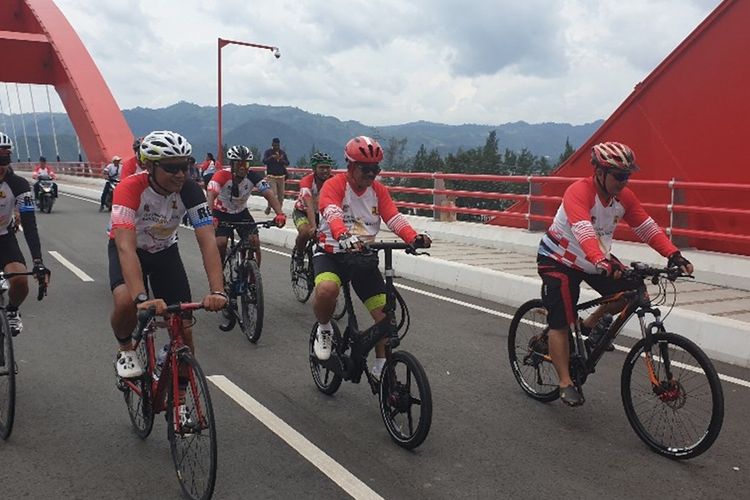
xmin=0 ymin=0 xmax=132 ymax=163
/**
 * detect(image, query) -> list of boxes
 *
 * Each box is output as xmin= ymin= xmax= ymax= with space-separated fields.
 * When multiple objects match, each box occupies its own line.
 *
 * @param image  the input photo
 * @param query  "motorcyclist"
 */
xmin=100 ymin=155 xmax=122 ymax=211
xmin=32 ymin=156 xmax=58 ymax=201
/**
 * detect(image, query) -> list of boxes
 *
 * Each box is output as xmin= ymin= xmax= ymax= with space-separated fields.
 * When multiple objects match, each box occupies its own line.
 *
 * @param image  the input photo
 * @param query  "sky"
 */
xmin=24 ymin=0 xmax=725 ymax=126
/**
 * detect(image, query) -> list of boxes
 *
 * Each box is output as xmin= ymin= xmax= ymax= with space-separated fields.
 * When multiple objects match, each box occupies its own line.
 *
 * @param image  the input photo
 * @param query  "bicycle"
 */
xmin=218 ymin=219 xmax=276 ymax=343
xmin=308 ymin=241 xmax=432 ymax=449
xmin=290 ymin=235 xmax=346 ymax=319
xmin=508 ymin=262 xmax=724 ymax=459
xmin=0 ymin=269 xmax=47 ymax=440
xmin=117 ymin=302 xmax=218 ymax=500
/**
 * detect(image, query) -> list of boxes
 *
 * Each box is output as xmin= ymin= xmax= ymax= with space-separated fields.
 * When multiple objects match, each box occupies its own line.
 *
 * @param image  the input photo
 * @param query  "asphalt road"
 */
xmin=3 ymin=193 xmax=750 ymax=499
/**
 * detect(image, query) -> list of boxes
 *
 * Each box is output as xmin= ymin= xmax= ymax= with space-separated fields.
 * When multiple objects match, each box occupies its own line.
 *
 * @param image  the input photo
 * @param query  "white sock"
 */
xmin=318 ymin=322 xmax=332 ymax=332
xmin=372 ymin=358 xmax=386 ymax=376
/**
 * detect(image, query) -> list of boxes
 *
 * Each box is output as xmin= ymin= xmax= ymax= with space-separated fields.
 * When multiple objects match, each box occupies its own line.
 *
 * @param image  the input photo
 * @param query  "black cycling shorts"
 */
xmin=313 ymin=251 xmax=386 ymax=312
xmin=213 ymin=209 xmax=258 ymax=240
xmin=0 ymin=232 xmax=25 ymax=268
xmin=537 ymin=254 xmax=636 ymax=330
xmin=108 ymin=239 xmax=191 ymax=304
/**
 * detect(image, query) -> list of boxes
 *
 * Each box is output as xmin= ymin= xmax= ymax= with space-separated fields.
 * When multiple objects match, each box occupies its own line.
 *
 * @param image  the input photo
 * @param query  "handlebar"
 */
xmin=0 ymin=269 xmax=48 ymax=301
xmin=216 ymin=219 xmax=277 ymax=229
xmin=366 ymin=239 xmax=430 ymax=256
xmin=624 ymin=261 xmax=693 ymax=282
xmin=134 ymin=302 xmax=204 ymax=341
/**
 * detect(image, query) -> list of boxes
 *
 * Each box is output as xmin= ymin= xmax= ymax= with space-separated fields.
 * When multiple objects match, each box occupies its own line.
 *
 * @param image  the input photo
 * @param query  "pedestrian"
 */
xmin=262 ymin=137 xmax=289 ymax=214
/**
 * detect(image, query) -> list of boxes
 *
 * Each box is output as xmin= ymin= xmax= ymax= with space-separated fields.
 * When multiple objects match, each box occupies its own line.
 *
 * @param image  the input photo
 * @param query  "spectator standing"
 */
xmin=262 ymin=137 xmax=289 ymax=214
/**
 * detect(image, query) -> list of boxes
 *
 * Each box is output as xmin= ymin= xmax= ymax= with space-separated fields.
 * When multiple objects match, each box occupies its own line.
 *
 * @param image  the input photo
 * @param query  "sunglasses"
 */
xmin=358 ymin=164 xmax=381 ymax=175
xmin=157 ymin=161 xmax=189 ymax=174
xmin=610 ymin=170 xmax=631 ymax=182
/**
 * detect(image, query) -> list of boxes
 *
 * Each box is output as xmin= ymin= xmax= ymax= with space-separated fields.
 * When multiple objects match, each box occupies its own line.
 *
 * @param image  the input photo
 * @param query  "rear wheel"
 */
xmin=309 ymin=322 xmax=343 ymax=395
xmin=0 ymin=315 xmax=16 ymax=440
xmin=621 ymin=332 xmax=724 ymax=459
xmin=124 ymin=339 xmax=154 ymax=439
xmin=379 ymin=350 xmax=432 ymax=449
xmin=167 ymin=353 xmax=217 ymax=500
xmin=290 ymin=246 xmax=313 ymax=303
xmin=241 ymin=260 xmax=263 ymax=343
xmin=508 ymin=299 xmax=560 ymax=402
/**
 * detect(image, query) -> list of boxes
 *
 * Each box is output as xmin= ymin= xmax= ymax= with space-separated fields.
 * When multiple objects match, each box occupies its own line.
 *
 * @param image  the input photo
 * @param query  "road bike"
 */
xmin=508 ymin=262 xmax=724 ymax=459
xmin=218 ymin=219 xmax=276 ymax=343
xmin=0 ymin=269 xmax=47 ymax=440
xmin=289 ymin=235 xmax=345 ymax=319
xmin=309 ymin=241 xmax=432 ymax=449
xmin=117 ymin=302 xmax=217 ymax=500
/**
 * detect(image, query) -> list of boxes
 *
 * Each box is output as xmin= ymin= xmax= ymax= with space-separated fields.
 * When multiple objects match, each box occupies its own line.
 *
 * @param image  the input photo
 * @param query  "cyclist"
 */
xmin=537 ymin=141 xmax=693 ymax=407
xmin=292 ymin=152 xmax=334 ymax=265
xmin=0 ymin=133 xmax=50 ymax=336
xmin=206 ymin=145 xmax=286 ymax=268
xmin=108 ymin=130 xmax=227 ymax=379
xmin=120 ymin=137 xmax=145 ymax=178
xmin=100 ymin=155 xmax=122 ymax=211
xmin=32 ymin=156 xmax=58 ymax=201
xmin=312 ymin=136 xmax=431 ymax=379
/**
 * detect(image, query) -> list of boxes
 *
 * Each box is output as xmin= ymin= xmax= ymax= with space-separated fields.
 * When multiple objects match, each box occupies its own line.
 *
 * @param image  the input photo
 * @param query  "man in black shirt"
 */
xmin=262 ymin=137 xmax=289 ymax=214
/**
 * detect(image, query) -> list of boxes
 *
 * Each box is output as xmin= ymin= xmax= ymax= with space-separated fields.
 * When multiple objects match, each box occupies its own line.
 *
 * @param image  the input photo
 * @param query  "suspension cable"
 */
xmin=14 ymin=83 xmax=31 ymax=162
xmin=4 ymin=83 xmax=20 ymax=162
xmin=27 ymin=85 xmax=43 ymax=159
xmin=45 ymin=86 xmax=61 ymax=161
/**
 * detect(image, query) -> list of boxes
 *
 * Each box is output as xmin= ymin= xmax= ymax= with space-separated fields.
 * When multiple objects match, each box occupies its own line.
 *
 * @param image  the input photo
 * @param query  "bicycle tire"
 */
xmin=621 ymin=332 xmax=724 ymax=459
xmin=167 ymin=353 xmax=218 ymax=500
xmin=379 ymin=350 xmax=432 ymax=449
xmin=309 ymin=322 xmax=343 ymax=395
xmin=0 ymin=314 xmax=16 ymax=440
xmin=508 ymin=299 xmax=560 ymax=402
xmin=124 ymin=339 xmax=154 ymax=439
xmin=241 ymin=259 xmax=264 ymax=343
xmin=290 ymin=246 xmax=313 ymax=303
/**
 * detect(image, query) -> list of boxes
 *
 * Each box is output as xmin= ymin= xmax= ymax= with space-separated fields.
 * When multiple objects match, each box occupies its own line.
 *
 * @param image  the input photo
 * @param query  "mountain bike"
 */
xmin=117 ymin=302 xmax=217 ymax=500
xmin=0 ymin=269 xmax=48 ymax=440
xmin=308 ymin=241 xmax=432 ymax=449
xmin=508 ymin=262 xmax=724 ymax=459
xmin=218 ymin=219 xmax=276 ymax=343
xmin=290 ymin=235 xmax=345 ymax=319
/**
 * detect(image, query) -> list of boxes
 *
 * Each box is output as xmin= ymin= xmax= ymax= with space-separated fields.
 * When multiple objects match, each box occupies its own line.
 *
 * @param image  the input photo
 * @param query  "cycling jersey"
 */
xmin=0 ymin=170 xmax=41 ymax=259
xmin=294 ymin=173 xmax=333 ymax=212
xmin=317 ymin=173 xmax=417 ymax=253
xmin=109 ymin=174 xmax=211 ymax=253
xmin=120 ymin=155 xmax=143 ymax=178
xmin=538 ymin=177 xmax=677 ymax=274
xmin=207 ymin=168 xmax=269 ymax=214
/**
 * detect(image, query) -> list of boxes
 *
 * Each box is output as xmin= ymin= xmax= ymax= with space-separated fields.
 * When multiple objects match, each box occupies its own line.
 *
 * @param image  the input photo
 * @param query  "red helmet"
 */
xmin=344 ymin=136 xmax=383 ymax=164
xmin=591 ymin=142 xmax=639 ymax=172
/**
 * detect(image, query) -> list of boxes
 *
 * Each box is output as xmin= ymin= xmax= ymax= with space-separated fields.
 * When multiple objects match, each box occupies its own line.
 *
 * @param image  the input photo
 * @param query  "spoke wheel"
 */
xmin=0 ymin=316 xmax=16 ymax=441
xmin=290 ymin=247 xmax=314 ymax=303
xmin=621 ymin=332 xmax=724 ymax=459
xmin=124 ymin=339 xmax=154 ymax=439
xmin=167 ymin=353 xmax=217 ymax=500
xmin=240 ymin=260 xmax=263 ymax=343
xmin=508 ymin=299 xmax=560 ymax=402
xmin=309 ymin=322 xmax=343 ymax=395
xmin=379 ymin=350 xmax=432 ymax=449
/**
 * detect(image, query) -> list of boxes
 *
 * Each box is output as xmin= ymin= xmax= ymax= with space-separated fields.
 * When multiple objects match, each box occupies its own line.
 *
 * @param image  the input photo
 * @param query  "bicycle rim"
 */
xmin=241 ymin=260 xmax=263 ymax=343
xmin=167 ymin=354 xmax=217 ymax=500
xmin=124 ymin=339 xmax=154 ymax=439
xmin=308 ymin=322 xmax=342 ymax=395
xmin=621 ymin=332 xmax=724 ymax=459
xmin=379 ymin=350 xmax=432 ymax=449
xmin=290 ymin=248 xmax=313 ymax=303
xmin=0 ymin=319 xmax=16 ymax=441
xmin=507 ymin=299 xmax=560 ymax=402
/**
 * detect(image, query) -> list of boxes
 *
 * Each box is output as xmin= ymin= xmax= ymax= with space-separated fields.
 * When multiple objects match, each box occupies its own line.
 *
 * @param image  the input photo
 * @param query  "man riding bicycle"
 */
xmin=120 ymin=137 xmax=145 ymax=178
xmin=292 ymin=152 xmax=334 ymax=265
xmin=0 ymin=133 xmax=50 ymax=336
xmin=312 ymin=136 xmax=431 ymax=379
xmin=537 ymin=141 xmax=693 ymax=407
xmin=206 ymin=145 xmax=286 ymax=267
xmin=108 ymin=130 xmax=227 ymax=379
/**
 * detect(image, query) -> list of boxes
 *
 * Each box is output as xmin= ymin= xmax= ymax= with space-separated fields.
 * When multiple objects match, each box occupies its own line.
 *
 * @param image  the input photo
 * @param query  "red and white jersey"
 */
xmin=294 ymin=173 xmax=328 ymax=212
xmin=539 ymin=177 xmax=677 ymax=274
xmin=108 ymin=174 xmax=212 ymax=253
xmin=120 ymin=155 xmax=143 ymax=178
xmin=207 ymin=168 xmax=269 ymax=214
xmin=317 ymin=174 xmax=417 ymax=253
xmin=32 ymin=165 xmax=56 ymax=179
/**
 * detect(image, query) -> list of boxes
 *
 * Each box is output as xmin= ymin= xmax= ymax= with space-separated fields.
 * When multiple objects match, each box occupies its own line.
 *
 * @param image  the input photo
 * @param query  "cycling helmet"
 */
xmin=226 ymin=145 xmax=253 ymax=162
xmin=139 ymin=130 xmax=192 ymax=161
xmin=0 ymin=132 xmax=13 ymax=150
xmin=591 ymin=142 xmax=639 ymax=172
xmin=344 ymin=136 xmax=383 ymax=164
xmin=310 ymin=152 xmax=333 ymax=168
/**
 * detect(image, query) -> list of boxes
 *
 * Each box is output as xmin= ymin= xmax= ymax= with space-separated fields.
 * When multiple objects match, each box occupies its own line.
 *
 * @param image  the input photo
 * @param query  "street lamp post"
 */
xmin=217 ymin=37 xmax=280 ymax=162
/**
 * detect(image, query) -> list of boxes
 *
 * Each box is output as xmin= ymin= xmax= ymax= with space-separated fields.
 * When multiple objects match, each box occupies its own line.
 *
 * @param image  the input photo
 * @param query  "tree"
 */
xmin=383 ymin=136 xmax=408 ymax=170
xmin=557 ymin=137 xmax=575 ymax=166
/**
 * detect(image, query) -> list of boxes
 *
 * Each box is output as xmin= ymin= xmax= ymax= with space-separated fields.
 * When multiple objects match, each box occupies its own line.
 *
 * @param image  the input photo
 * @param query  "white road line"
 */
xmin=208 ymin=375 xmax=384 ymax=500
xmin=48 ymin=250 xmax=95 ymax=282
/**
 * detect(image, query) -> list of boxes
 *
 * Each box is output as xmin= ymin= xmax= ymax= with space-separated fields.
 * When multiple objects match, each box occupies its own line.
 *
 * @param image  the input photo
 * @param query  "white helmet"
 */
xmin=226 ymin=145 xmax=253 ymax=162
xmin=0 ymin=132 xmax=13 ymax=151
xmin=139 ymin=130 xmax=192 ymax=161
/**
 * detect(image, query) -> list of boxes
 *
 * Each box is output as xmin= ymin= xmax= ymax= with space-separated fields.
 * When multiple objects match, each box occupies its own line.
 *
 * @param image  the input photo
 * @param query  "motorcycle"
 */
xmin=102 ymin=177 xmax=120 ymax=211
xmin=36 ymin=175 xmax=57 ymax=214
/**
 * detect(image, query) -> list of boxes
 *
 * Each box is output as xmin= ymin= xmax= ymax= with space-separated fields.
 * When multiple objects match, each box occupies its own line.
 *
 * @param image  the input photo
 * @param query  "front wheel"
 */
xmin=167 ymin=353 xmax=217 ymax=500
xmin=309 ymin=322 xmax=343 ymax=395
xmin=379 ymin=350 xmax=432 ymax=449
xmin=240 ymin=259 xmax=264 ymax=343
xmin=290 ymin=246 xmax=314 ymax=303
xmin=0 ymin=317 xmax=17 ymax=440
xmin=621 ymin=332 xmax=724 ymax=459
xmin=508 ymin=299 xmax=560 ymax=402
xmin=124 ymin=339 xmax=154 ymax=439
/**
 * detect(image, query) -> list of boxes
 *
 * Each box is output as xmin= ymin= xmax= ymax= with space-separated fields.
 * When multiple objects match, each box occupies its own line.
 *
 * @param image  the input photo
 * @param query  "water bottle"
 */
xmin=588 ymin=314 xmax=614 ymax=349
xmin=153 ymin=343 xmax=169 ymax=381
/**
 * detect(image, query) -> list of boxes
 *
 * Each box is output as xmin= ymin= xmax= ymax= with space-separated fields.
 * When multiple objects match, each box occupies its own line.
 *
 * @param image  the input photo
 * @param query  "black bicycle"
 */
xmin=0 ymin=269 xmax=48 ymax=440
xmin=218 ymin=220 xmax=276 ymax=343
xmin=308 ymin=241 xmax=432 ymax=449
xmin=508 ymin=262 xmax=724 ymax=459
xmin=290 ymin=235 xmax=346 ymax=319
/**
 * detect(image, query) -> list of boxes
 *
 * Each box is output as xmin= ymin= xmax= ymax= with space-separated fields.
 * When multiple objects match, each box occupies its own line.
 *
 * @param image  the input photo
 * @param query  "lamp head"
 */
xmin=273 ymin=47 xmax=281 ymax=59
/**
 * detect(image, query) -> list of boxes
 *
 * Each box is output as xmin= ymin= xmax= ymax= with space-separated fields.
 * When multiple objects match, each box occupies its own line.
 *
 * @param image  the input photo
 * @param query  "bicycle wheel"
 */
xmin=508 ymin=299 xmax=560 ymax=402
xmin=290 ymin=247 xmax=314 ymax=303
xmin=621 ymin=332 xmax=724 ymax=459
xmin=379 ymin=350 xmax=432 ymax=449
xmin=0 ymin=315 xmax=16 ymax=440
xmin=309 ymin=322 xmax=343 ymax=395
xmin=124 ymin=339 xmax=154 ymax=439
xmin=240 ymin=260 xmax=264 ymax=343
xmin=167 ymin=353 xmax=217 ymax=500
